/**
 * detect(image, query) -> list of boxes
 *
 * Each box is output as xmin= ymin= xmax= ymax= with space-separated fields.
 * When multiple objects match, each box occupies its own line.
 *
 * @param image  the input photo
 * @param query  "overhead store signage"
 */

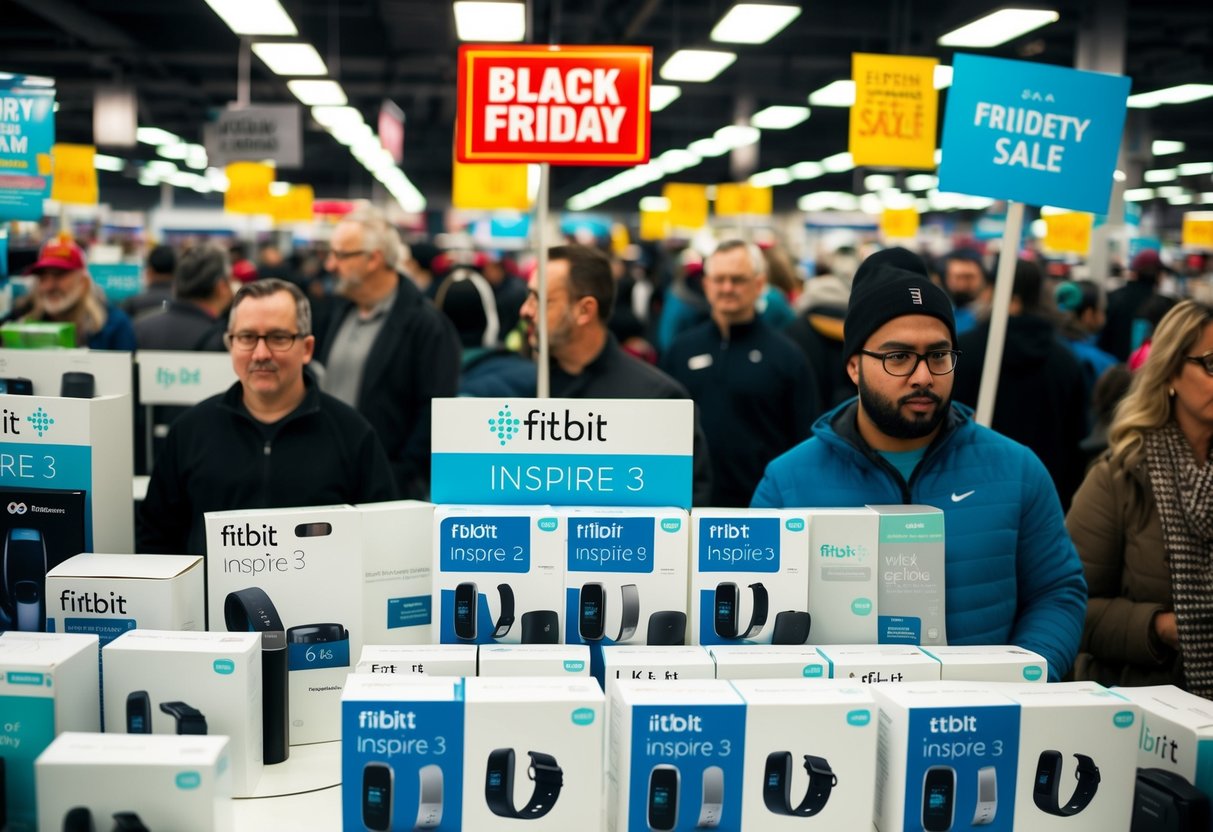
xmin=1043 ymin=211 xmax=1094 ymax=254
xmin=663 ymin=182 xmax=708 ymax=229
xmin=0 ymin=75 xmax=55 ymax=221
xmin=90 ymin=263 xmax=142 ymax=302
xmin=939 ymin=54 xmax=1130 ymax=214
xmin=1182 ymin=213 xmax=1213 ymax=250
xmin=456 ymin=44 xmax=652 ymax=165
xmin=224 ymin=161 xmax=274 ymax=215
xmin=849 ymin=53 xmax=938 ymax=169
xmin=50 ymin=143 xmax=98 ymax=205
xmin=639 ymin=208 xmax=670 ymax=241
xmin=379 ymin=99 xmax=405 ymax=163
xmin=715 ymin=183 xmax=772 ymax=217
xmin=431 ymin=398 xmax=693 ymax=508
xmin=270 ymin=184 xmax=315 ymax=223
xmin=452 ymin=158 xmax=530 ymax=210
xmin=204 ymin=104 xmax=302 ymax=168
xmin=880 ymin=207 xmax=920 ymax=240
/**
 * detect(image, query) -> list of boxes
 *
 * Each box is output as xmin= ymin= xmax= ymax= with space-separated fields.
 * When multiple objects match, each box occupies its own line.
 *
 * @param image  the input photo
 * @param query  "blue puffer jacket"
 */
xmin=752 ymin=398 xmax=1087 ymax=681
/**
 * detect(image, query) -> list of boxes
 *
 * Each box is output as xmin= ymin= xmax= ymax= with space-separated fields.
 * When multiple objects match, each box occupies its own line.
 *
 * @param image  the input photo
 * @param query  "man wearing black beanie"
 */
xmin=752 ymin=247 xmax=1087 ymax=682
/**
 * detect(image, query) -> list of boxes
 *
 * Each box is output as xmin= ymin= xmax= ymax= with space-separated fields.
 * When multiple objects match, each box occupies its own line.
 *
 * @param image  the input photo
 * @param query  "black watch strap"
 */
xmin=486 ymin=748 xmax=563 ymax=819
xmin=159 ymin=701 xmax=208 ymax=735
xmin=616 ymin=583 xmax=640 ymax=642
xmin=492 ymin=584 xmax=515 ymax=638
xmin=224 ymin=587 xmax=284 ymax=632
xmin=740 ymin=583 xmax=769 ymax=639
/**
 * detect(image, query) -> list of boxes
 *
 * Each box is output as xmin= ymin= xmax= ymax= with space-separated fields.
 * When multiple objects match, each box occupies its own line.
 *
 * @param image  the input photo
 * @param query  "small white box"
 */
xmin=806 ymin=508 xmax=880 ymax=643
xmin=690 ymin=508 xmax=810 ymax=645
xmin=433 ymin=506 xmax=565 ymax=645
xmin=355 ymin=644 xmax=478 ymax=676
xmin=102 ymin=629 xmax=262 ymax=795
xmin=870 ymin=505 xmax=947 ymax=645
xmin=0 ymin=632 xmax=99 ymax=832
xmin=477 ymin=644 xmax=591 ymax=677
xmin=601 ymin=646 xmax=716 ymax=700
xmin=356 ymin=501 xmax=435 ymax=644
xmin=921 ymin=645 xmax=1048 ymax=683
xmin=708 ymin=645 xmax=829 ymax=680
xmin=35 ymin=732 xmax=231 ymax=832
xmin=817 ymin=644 xmax=942 ymax=683
xmin=1114 ymin=684 xmax=1213 ymax=797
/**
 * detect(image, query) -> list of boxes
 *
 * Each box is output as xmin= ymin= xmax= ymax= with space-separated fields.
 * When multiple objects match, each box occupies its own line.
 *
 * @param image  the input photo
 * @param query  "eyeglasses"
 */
xmin=1184 ymin=353 xmax=1213 ymax=375
xmin=327 ymin=249 xmax=367 ymax=261
xmin=224 ymin=331 xmax=306 ymax=352
xmin=860 ymin=349 xmax=961 ymax=377
xmin=706 ymin=274 xmax=756 ymax=287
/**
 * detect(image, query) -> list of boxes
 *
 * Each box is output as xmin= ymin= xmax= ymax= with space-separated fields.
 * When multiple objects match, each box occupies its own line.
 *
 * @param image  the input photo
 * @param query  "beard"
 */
xmin=857 ymin=365 xmax=950 ymax=440
xmin=39 ymin=281 xmax=86 ymax=317
xmin=949 ymin=288 xmax=976 ymax=307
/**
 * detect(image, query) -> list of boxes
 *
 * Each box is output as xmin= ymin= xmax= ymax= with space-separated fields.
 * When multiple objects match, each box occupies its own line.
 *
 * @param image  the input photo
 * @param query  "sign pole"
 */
xmin=974 ymin=199 xmax=1025 ymax=427
xmin=535 ymin=161 xmax=551 ymax=399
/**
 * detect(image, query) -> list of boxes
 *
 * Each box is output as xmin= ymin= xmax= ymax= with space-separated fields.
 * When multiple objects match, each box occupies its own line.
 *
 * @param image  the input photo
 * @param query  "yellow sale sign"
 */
xmin=1182 ymin=214 xmax=1213 ymax=249
xmin=270 ymin=184 xmax=315 ymax=223
xmin=880 ymin=207 xmax=920 ymax=240
xmin=224 ymin=162 xmax=274 ymax=215
xmin=639 ymin=209 xmax=670 ymax=241
xmin=452 ymin=159 xmax=530 ymax=210
xmin=663 ymin=182 xmax=708 ymax=229
xmin=850 ymin=53 xmax=938 ymax=169
xmin=50 ymin=143 xmax=98 ymax=205
xmin=1043 ymin=211 xmax=1094 ymax=254
xmin=715 ymin=183 xmax=772 ymax=217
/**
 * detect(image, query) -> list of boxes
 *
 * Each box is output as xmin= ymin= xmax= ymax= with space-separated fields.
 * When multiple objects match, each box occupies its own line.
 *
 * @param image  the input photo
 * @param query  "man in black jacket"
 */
xmin=138 ymin=279 xmax=397 ymax=555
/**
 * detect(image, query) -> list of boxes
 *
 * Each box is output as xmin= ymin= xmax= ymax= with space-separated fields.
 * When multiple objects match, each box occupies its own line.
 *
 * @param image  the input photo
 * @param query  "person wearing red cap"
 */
xmin=18 ymin=237 xmax=136 ymax=350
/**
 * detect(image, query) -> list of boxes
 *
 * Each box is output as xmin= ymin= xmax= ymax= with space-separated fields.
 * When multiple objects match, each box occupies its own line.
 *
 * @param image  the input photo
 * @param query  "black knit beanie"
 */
xmin=842 ymin=248 xmax=957 ymax=359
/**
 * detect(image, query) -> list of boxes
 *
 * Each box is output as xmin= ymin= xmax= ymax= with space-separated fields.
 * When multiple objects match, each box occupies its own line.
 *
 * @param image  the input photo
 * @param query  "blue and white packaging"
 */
xmin=356 ymin=501 xmax=437 ymax=644
xmin=0 ymin=631 xmax=99 ymax=832
xmin=871 ymin=682 xmax=1022 ymax=832
xmin=871 ymin=505 xmax=947 ymax=645
xmin=806 ymin=508 xmax=879 ymax=643
xmin=433 ymin=506 xmax=564 ymax=645
xmin=608 ymin=679 xmax=747 ymax=832
xmin=601 ymin=646 xmax=717 ymax=700
xmin=816 ymin=644 xmax=942 ymax=683
xmin=920 ymin=646 xmax=1047 ymax=683
xmin=477 ymin=644 xmax=590 ymax=677
xmin=355 ymin=644 xmax=478 ymax=676
xmin=732 ymin=679 xmax=877 ymax=829
xmin=690 ymin=509 xmax=809 ymax=645
xmin=709 ymin=645 xmax=829 ymax=680
xmin=1114 ymin=684 xmax=1213 ymax=798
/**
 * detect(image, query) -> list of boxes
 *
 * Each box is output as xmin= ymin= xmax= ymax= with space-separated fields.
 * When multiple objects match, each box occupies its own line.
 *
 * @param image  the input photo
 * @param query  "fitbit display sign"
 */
xmin=567 ymin=516 xmax=656 ymax=572
xmin=696 ymin=517 xmax=781 ymax=572
xmin=431 ymin=398 xmax=694 ymax=508
xmin=438 ymin=516 xmax=532 ymax=573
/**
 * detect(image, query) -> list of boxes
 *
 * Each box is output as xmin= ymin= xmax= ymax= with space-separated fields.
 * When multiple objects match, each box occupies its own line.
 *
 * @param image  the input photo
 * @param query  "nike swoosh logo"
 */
xmin=951 ymin=490 xmax=975 ymax=502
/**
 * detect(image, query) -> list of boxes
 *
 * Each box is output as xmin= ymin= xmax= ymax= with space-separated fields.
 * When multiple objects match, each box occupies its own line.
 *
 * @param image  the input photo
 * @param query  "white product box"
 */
xmin=356 ymin=500 xmax=436 ymax=644
xmin=920 ymin=646 xmax=1047 ymax=683
xmin=205 ymin=504 xmax=363 ymax=745
xmin=871 ymin=682 xmax=1022 ymax=832
xmin=690 ymin=508 xmax=810 ymax=646
xmin=601 ymin=646 xmax=717 ymax=700
xmin=561 ymin=507 xmax=690 ymax=683
xmin=608 ymin=679 xmax=747 ymax=832
xmin=432 ymin=505 xmax=565 ymax=645
xmin=463 ymin=677 xmax=604 ymax=831
xmin=816 ymin=644 xmax=941 ymax=684
xmin=355 ymin=644 xmax=478 ymax=676
xmin=1115 ymin=684 xmax=1213 ymax=797
xmin=732 ymin=679 xmax=878 ymax=829
xmin=35 ymin=732 xmax=231 ymax=832
xmin=708 ymin=645 xmax=829 ymax=680
xmin=870 ymin=505 xmax=947 ymax=645
xmin=477 ymin=644 xmax=591 ymax=677
xmin=806 ymin=508 xmax=879 ymax=643
xmin=101 ymin=629 xmax=263 ymax=796
xmin=0 ymin=632 xmax=99 ymax=832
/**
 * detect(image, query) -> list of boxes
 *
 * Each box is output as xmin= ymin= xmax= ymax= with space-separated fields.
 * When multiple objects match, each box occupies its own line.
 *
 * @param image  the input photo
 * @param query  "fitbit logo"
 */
xmin=7 ymin=501 xmax=26 ymax=515
xmin=929 ymin=715 xmax=977 ymax=733
xmin=358 ymin=708 xmax=417 ymax=730
xmin=648 ymin=712 xmax=703 ymax=733
xmin=27 ymin=406 xmax=54 ymax=438
xmin=1140 ymin=724 xmax=1179 ymax=764
xmin=819 ymin=543 xmax=868 ymax=558
xmin=523 ymin=408 xmax=608 ymax=442
xmin=220 ymin=522 xmax=279 ymax=548
xmin=488 ymin=406 xmax=521 ymax=446
xmin=59 ymin=589 xmax=128 ymax=614
xmin=700 ymin=519 xmax=778 ymax=568
xmin=1 ymin=408 xmax=20 ymax=435
xmin=574 ymin=521 xmax=623 ymax=539
xmin=449 ymin=522 xmax=499 ymax=539
xmin=707 ymin=522 xmax=751 ymax=539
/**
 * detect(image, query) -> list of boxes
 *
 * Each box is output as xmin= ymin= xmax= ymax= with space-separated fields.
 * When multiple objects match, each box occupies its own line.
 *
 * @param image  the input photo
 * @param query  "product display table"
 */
xmin=233 ymin=740 xmax=342 ymax=829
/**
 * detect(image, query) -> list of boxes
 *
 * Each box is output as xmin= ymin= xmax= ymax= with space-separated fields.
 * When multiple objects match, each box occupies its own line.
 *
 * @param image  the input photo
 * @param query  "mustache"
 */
xmin=248 ymin=361 xmax=278 ymax=372
xmin=899 ymin=389 xmax=943 ymax=407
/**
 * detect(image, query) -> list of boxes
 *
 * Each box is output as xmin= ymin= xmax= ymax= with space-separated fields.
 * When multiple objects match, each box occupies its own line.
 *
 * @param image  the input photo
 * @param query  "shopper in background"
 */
xmin=785 ymin=247 xmax=859 ymax=409
xmin=480 ymin=253 xmax=529 ymax=339
xmin=1055 ymin=280 xmax=1118 ymax=402
xmin=1100 ymin=249 xmax=1169 ymax=361
xmin=17 ymin=237 xmax=136 ymax=350
xmin=1127 ymin=294 xmax=1180 ymax=371
xmin=435 ymin=266 xmax=535 ymax=398
xmin=138 ymin=279 xmax=396 ymax=555
xmin=663 ymin=240 xmax=818 ymax=507
xmin=315 ymin=204 xmax=460 ymax=499
xmin=752 ymin=247 xmax=1087 ymax=680
xmin=134 ymin=242 xmax=232 ymax=351
xmin=940 ymin=248 xmax=989 ymax=335
xmin=1067 ymin=300 xmax=1213 ymax=693
xmin=122 ymin=244 xmax=176 ymax=321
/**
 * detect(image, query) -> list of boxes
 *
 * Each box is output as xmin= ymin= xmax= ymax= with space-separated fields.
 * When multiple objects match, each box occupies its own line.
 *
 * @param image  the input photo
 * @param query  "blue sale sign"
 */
xmin=0 ymin=76 xmax=55 ymax=221
xmin=939 ymin=54 xmax=1130 ymax=214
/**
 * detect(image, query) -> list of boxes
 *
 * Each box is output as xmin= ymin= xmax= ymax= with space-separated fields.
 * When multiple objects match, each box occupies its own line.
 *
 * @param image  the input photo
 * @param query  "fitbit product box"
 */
xmin=991 ymin=682 xmax=1138 ymax=831
xmin=601 ymin=646 xmax=717 ymax=700
xmin=463 ymin=676 xmax=604 ymax=830
xmin=806 ymin=508 xmax=879 ymax=644
xmin=690 ymin=508 xmax=810 ymax=646
xmin=709 ymin=645 xmax=829 ymax=680
xmin=1115 ymin=685 xmax=1213 ymax=798
xmin=816 ymin=644 xmax=942 ymax=684
xmin=0 ymin=487 xmax=87 ymax=634
xmin=356 ymin=501 xmax=436 ymax=645
xmin=921 ymin=646 xmax=1048 ymax=683
xmin=870 ymin=505 xmax=947 ymax=646
xmin=205 ymin=504 xmax=362 ymax=745
xmin=101 ymin=629 xmax=263 ymax=796
xmin=562 ymin=507 xmax=690 ymax=683
xmin=355 ymin=644 xmax=478 ymax=677
xmin=477 ymin=644 xmax=591 ymax=677
xmin=871 ymin=682 xmax=1022 ymax=832
xmin=0 ymin=631 xmax=99 ymax=832
xmin=433 ymin=506 xmax=564 ymax=646
xmin=35 ymin=732 xmax=232 ymax=832
xmin=608 ymin=678 xmax=746 ymax=832
xmin=732 ymin=679 xmax=877 ymax=829
xmin=341 ymin=674 xmax=467 ymax=832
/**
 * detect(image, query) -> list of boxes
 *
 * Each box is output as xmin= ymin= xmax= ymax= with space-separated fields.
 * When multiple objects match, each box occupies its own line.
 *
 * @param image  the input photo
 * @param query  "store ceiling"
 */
xmin=2 ymin=0 xmax=1211 ymax=216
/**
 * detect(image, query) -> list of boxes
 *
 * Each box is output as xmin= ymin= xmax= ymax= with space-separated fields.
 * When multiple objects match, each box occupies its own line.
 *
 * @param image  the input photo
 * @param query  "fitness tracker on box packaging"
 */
xmin=485 ymin=748 xmax=563 ymax=819
xmin=647 ymin=611 xmax=687 ymax=646
xmin=60 ymin=372 xmax=95 ymax=399
xmin=647 ymin=764 xmax=679 ymax=831
xmin=0 ymin=377 xmax=33 ymax=395
xmin=110 ymin=812 xmax=148 ymax=832
xmin=578 ymin=583 xmax=640 ymax=643
xmin=362 ymin=761 xmax=393 ymax=831
xmin=126 ymin=691 xmax=152 ymax=734
xmin=287 ymin=623 xmax=349 ymax=644
xmin=521 ymin=610 xmax=560 ymax=644
xmin=415 ymin=764 xmax=444 ymax=829
xmin=159 ymin=701 xmax=207 ymax=735
xmin=1133 ymin=767 xmax=1212 ymax=832
xmin=5 ymin=528 xmax=47 ymax=632
xmin=771 ymin=611 xmax=812 ymax=645
xmin=973 ymin=765 xmax=997 ymax=825
xmin=922 ymin=765 xmax=956 ymax=832
xmin=453 ymin=582 xmax=516 ymax=641
xmin=224 ymin=587 xmax=290 ymax=764
xmin=63 ymin=807 xmax=93 ymax=832
xmin=697 ymin=766 xmax=724 ymax=828
xmin=713 ymin=582 xmax=768 ymax=639
xmin=762 ymin=752 xmax=837 ymax=817
xmin=1034 ymin=750 xmax=1100 ymax=817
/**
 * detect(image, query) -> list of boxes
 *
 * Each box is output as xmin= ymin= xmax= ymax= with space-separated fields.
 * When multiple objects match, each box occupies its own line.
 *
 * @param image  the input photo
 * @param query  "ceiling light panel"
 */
xmin=710 ymin=4 xmax=801 ymax=45
xmin=203 ymin=0 xmax=297 ymax=36
xmin=1126 ymin=84 xmax=1213 ymax=109
xmin=453 ymin=2 xmax=526 ymax=42
xmin=287 ymin=80 xmax=347 ymax=106
xmin=937 ymin=8 xmax=1060 ymax=48
xmin=660 ymin=50 xmax=737 ymax=83
xmin=650 ymin=85 xmax=682 ymax=112
xmin=750 ymin=105 xmax=810 ymax=130
xmin=252 ymin=43 xmax=327 ymax=76
xmin=808 ymin=80 xmax=855 ymax=107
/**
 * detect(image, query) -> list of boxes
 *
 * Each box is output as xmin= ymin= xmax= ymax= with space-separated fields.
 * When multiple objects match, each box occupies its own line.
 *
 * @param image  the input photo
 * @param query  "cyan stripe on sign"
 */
xmin=431 ymin=452 xmax=692 ymax=508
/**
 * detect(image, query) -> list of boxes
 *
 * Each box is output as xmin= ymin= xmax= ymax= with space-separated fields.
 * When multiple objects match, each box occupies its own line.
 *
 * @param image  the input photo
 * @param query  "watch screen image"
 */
xmin=579 ymin=582 xmax=606 ymax=641
xmin=647 ymin=764 xmax=680 ymax=831
xmin=454 ymin=581 xmax=478 ymax=640
xmin=362 ymin=761 xmax=393 ymax=831
xmin=922 ymin=765 xmax=956 ymax=832
xmin=713 ymin=583 xmax=739 ymax=639
xmin=126 ymin=691 xmax=152 ymax=734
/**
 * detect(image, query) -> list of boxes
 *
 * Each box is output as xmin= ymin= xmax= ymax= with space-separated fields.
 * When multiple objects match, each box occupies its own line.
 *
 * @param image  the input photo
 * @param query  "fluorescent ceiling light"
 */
xmin=252 ymin=43 xmax=327 ymax=76
xmin=1153 ymin=139 xmax=1186 ymax=155
xmin=1156 ymin=186 xmax=1184 ymax=198
xmin=750 ymin=105 xmax=810 ymax=130
xmin=906 ymin=174 xmax=938 ymax=190
xmin=185 ymin=145 xmax=209 ymax=170
xmin=790 ymin=161 xmax=824 ymax=180
xmin=807 ymin=80 xmax=855 ymax=107
xmin=860 ymin=194 xmax=883 ymax=215
xmin=1201 ymin=195 xmax=1213 ymax=204
xmin=288 ymin=80 xmax=347 ymax=106
xmin=821 ymin=151 xmax=854 ymax=173
xmin=639 ymin=196 xmax=671 ymax=212
xmin=660 ymin=50 xmax=737 ymax=83
xmin=145 ymin=160 xmax=178 ymax=175
xmin=136 ymin=127 xmax=180 ymax=146
xmin=312 ymin=106 xmax=364 ymax=129
xmin=203 ymin=0 xmax=297 ymax=36
xmin=710 ymin=3 xmax=801 ymax=45
xmin=655 ymin=148 xmax=701 ymax=173
xmin=798 ymin=191 xmax=859 ymax=212
xmin=1123 ymin=188 xmax=1155 ymax=202
xmin=157 ymin=142 xmax=190 ymax=161
xmin=749 ymin=168 xmax=792 ymax=187
xmin=269 ymin=181 xmax=291 ymax=197
xmin=937 ymin=8 xmax=1060 ymax=48
xmin=714 ymin=124 xmax=761 ymax=148
xmin=934 ymin=65 xmax=953 ymax=90
xmin=864 ymin=174 xmax=895 ymax=190
xmin=688 ymin=137 xmax=731 ymax=157
xmin=1127 ymin=84 xmax=1213 ymax=109
xmin=650 ymin=85 xmax=682 ymax=112
xmin=935 ymin=148 xmax=943 ymax=164
xmin=1168 ymin=194 xmax=1194 ymax=205
xmin=93 ymin=154 xmax=124 ymax=172
xmin=1144 ymin=168 xmax=1177 ymax=182
xmin=1178 ymin=162 xmax=1213 ymax=176
xmin=453 ymin=2 xmax=526 ymax=42
xmin=332 ymin=121 xmax=374 ymax=146
xmin=1113 ymin=169 xmax=1126 ymax=182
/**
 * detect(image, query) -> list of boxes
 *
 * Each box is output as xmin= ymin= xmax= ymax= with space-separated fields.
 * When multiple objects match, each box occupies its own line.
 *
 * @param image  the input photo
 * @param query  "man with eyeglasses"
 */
xmin=138 ymin=279 xmax=397 ymax=555
xmin=752 ymin=248 xmax=1087 ymax=681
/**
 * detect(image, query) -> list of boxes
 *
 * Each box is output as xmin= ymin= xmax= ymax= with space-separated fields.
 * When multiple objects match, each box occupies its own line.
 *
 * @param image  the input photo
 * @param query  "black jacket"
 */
xmin=138 ymin=379 xmax=397 ymax=556
xmin=315 ymin=276 xmax=461 ymax=499
xmin=663 ymin=318 xmax=819 ymax=506
xmin=134 ymin=300 xmax=225 ymax=352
